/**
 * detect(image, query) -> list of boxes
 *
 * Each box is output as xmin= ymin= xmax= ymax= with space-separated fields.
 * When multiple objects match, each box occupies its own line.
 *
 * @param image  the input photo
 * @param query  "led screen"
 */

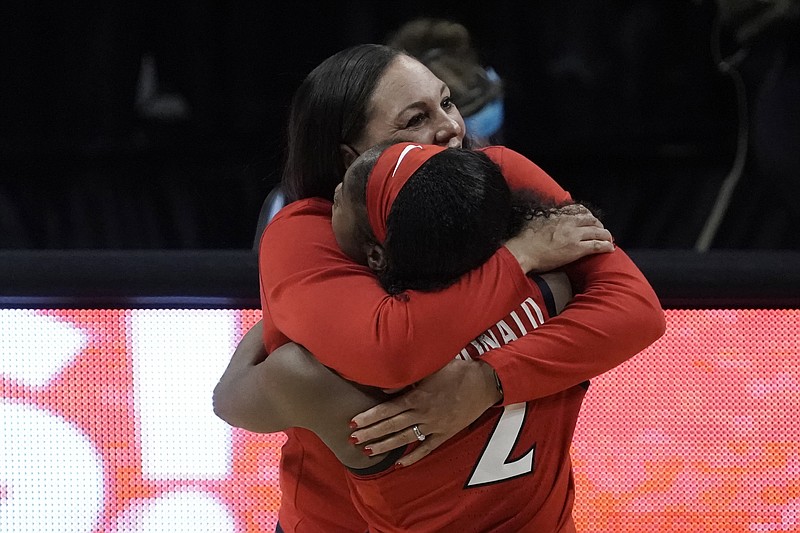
xmin=1 ymin=309 xmax=798 ymax=532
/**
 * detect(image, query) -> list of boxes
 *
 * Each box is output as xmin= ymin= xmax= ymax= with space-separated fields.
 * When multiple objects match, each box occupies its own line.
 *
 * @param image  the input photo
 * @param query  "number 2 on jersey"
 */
xmin=466 ymin=402 xmax=534 ymax=487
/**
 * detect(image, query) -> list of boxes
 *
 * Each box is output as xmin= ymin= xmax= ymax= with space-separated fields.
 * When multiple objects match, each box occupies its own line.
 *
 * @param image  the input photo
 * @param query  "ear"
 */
xmin=365 ymin=243 xmax=388 ymax=274
xmin=339 ymin=144 xmax=359 ymax=170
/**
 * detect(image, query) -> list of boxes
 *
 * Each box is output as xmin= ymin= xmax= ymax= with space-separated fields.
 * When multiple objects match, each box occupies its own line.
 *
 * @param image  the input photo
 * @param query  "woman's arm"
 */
xmin=220 ymin=148 xmax=661 ymax=445
xmin=350 ymin=271 xmax=575 ymax=466
xmin=219 ymin=274 xmax=574 ymax=471
xmin=214 ymin=202 xmax=608 ymax=433
xmin=213 ymin=321 xmax=283 ymax=433
xmin=265 ymin=177 xmax=662 ymax=395
xmin=214 ymin=337 xmax=395 ymax=469
xmin=261 ymin=198 xmax=610 ymax=389
xmin=346 ymin=149 xmax=665 ymax=462
xmin=348 ymin=246 xmax=666 ymax=461
xmin=485 ymin=244 xmax=665 ymax=404
xmin=476 ymin=146 xmax=666 ymax=403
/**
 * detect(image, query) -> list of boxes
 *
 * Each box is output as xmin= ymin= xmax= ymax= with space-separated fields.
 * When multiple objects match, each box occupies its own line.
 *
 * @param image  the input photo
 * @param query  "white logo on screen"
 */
xmin=0 ymin=309 xmax=241 ymax=532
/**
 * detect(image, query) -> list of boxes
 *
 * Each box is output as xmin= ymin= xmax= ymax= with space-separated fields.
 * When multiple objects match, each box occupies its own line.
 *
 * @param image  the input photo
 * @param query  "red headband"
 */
xmin=366 ymin=142 xmax=448 ymax=243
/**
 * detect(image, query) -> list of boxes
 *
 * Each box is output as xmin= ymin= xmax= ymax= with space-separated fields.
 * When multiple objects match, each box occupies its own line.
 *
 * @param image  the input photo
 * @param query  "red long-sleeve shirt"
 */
xmin=259 ymin=146 xmax=666 ymax=532
xmin=346 ymin=281 xmax=586 ymax=532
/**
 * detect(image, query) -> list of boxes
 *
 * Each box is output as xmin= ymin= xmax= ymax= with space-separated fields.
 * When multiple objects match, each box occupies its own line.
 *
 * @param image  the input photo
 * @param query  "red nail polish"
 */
xmin=394 ymin=462 xmax=404 ymax=469
xmin=362 ymin=447 xmax=372 ymax=457
xmin=349 ymin=436 xmax=359 ymax=445
xmin=349 ymin=420 xmax=358 ymax=429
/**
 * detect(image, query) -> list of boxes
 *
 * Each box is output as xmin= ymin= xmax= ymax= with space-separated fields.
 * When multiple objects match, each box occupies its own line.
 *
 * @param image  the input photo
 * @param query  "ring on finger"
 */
xmin=411 ymin=424 xmax=426 ymax=442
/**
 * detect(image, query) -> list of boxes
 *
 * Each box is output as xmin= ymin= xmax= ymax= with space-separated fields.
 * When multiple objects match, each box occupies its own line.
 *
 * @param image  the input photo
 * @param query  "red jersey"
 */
xmin=259 ymin=146 xmax=666 ymax=531
xmin=345 ymin=280 xmax=584 ymax=532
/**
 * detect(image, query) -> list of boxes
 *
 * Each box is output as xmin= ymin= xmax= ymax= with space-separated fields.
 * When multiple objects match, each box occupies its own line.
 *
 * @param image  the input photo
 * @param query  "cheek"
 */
xmin=331 ymin=209 xmax=357 ymax=259
xmin=394 ymin=129 xmax=436 ymax=145
xmin=360 ymin=121 xmax=394 ymax=150
xmin=456 ymin=115 xmax=467 ymax=139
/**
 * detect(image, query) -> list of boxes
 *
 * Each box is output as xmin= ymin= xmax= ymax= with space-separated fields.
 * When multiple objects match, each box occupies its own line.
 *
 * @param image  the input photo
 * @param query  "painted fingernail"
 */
xmin=349 ymin=435 xmax=359 ymax=445
xmin=349 ymin=420 xmax=358 ymax=429
xmin=362 ymin=447 xmax=373 ymax=457
xmin=394 ymin=462 xmax=404 ymax=469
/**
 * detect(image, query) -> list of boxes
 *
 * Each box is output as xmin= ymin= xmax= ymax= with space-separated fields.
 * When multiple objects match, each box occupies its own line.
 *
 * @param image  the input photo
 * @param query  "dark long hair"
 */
xmin=281 ymin=44 xmax=403 ymax=203
xmin=347 ymin=145 xmax=564 ymax=294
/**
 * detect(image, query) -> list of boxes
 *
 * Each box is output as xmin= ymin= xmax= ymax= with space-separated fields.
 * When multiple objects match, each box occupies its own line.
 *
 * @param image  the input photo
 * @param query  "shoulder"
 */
xmin=477 ymin=146 xmax=570 ymax=201
xmin=259 ymin=197 xmax=336 ymax=255
xmin=264 ymin=198 xmax=333 ymax=235
xmin=270 ymin=198 xmax=332 ymax=224
xmin=478 ymin=145 xmax=543 ymax=174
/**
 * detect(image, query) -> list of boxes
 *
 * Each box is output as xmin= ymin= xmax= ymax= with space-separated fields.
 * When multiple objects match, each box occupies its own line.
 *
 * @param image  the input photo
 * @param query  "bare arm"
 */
xmin=212 ymin=324 xmax=375 ymax=445
xmin=213 ymin=321 xmax=282 ymax=433
xmin=213 ymin=325 xmax=393 ymax=468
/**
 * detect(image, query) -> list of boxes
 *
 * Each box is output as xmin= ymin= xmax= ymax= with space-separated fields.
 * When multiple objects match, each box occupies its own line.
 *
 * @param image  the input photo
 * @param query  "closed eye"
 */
xmin=406 ymin=113 xmax=427 ymax=128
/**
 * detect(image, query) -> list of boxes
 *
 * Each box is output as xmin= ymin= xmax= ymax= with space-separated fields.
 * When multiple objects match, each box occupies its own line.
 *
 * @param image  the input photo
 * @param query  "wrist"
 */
xmin=503 ymin=240 xmax=539 ymax=274
xmin=476 ymin=361 xmax=503 ymax=407
xmin=492 ymin=368 xmax=504 ymax=404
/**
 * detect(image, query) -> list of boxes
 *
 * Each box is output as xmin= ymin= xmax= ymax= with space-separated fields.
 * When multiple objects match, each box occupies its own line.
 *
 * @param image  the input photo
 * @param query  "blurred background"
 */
xmin=1 ymin=0 xmax=798 ymax=250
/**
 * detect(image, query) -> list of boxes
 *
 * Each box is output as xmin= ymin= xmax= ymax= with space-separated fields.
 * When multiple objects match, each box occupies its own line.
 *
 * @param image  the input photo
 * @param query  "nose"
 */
xmin=434 ymin=115 xmax=463 ymax=148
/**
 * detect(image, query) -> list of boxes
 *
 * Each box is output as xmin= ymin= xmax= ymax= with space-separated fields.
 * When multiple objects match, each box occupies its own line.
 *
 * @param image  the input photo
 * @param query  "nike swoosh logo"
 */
xmin=391 ymin=144 xmax=423 ymax=177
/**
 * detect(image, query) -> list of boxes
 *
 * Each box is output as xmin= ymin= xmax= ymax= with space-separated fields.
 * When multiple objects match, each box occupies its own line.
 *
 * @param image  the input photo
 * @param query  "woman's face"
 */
xmin=333 ymin=54 xmax=467 ymax=266
xmin=352 ymin=55 xmax=466 ymax=154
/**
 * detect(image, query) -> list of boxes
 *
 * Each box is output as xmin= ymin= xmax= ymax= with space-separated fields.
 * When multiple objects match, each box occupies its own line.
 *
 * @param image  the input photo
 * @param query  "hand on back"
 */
xmin=505 ymin=204 xmax=614 ymax=274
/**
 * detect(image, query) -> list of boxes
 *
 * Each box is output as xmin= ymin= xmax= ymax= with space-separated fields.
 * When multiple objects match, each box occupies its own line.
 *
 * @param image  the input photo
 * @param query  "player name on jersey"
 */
xmin=456 ymin=296 xmax=546 ymax=360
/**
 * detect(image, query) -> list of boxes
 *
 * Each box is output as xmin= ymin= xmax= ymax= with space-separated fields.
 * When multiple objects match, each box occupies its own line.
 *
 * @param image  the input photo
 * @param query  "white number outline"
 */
xmin=465 ymin=402 xmax=534 ymax=487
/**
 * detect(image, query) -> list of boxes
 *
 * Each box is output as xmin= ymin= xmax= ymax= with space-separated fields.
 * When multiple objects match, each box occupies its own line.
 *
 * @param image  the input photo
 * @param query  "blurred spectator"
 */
xmin=703 ymin=0 xmax=800 ymax=248
xmin=7 ymin=2 xmax=791 ymax=250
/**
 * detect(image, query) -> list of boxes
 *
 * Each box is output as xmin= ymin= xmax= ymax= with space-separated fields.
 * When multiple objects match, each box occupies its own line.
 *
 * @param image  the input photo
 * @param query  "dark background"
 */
xmin=2 ymin=1 xmax=798 ymax=250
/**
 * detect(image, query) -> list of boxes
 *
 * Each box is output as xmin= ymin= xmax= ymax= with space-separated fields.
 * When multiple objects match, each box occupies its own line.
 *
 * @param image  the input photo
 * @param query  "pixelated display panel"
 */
xmin=1 ymin=309 xmax=798 ymax=532
xmin=572 ymin=309 xmax=800 ymax=533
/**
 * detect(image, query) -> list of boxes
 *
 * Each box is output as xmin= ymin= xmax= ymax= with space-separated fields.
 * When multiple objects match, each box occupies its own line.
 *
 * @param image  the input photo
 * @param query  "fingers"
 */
xmin=589 ymin=240 xmax=615 ymax=253
xmin=569 ymin=212 xmax=604 ymax=229
xmin=355 ymin=423 xmax=425 ymax=456
xmin=350 ymin=412 xmax=416 ymax=447
xmin=568 ymin=226 xmax=614 ymax=257
xmin=581 ymin=238 xmax=614 ymax=255
xmin=534 ymin=211 xmax=602 ymax=232
xmin=394 ymin=436 xmax=442 ymax=467
xmin=350 ymin=398 xmax=409 ymax=430
xmin=587 ymin=227 xmax=613 ymax=243
xmin=588 ymin=215 xmax=604 ymax=229
xmin=350 ymin=389 xmax=431 ymax=454
xmin=568 ymin=225 xmax=611 ymax=243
